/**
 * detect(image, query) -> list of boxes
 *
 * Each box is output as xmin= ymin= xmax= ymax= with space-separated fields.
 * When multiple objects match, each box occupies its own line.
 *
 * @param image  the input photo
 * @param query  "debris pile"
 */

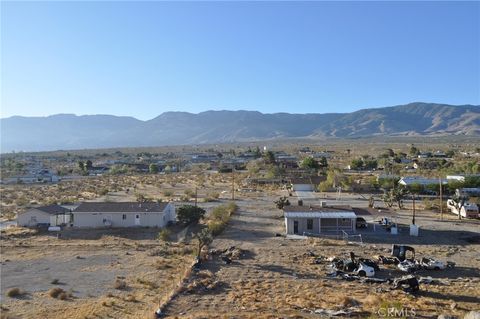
xmin=325 ymin=244 xmax=455 ymax=294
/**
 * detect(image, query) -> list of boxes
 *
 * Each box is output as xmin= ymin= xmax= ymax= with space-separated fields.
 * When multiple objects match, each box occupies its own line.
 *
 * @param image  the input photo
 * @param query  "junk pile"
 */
xmin=209 ymin=246 xmax=247 ymax=264
xmin=377 ymin=245 xmax=455 ymax=273
xmin=326 ymin=245 xmax=454 ymax=294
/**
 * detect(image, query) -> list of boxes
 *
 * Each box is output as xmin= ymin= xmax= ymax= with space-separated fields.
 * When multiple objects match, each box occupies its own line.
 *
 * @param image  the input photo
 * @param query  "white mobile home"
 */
xmin=72 ymin=202 xmax=175 ymax=228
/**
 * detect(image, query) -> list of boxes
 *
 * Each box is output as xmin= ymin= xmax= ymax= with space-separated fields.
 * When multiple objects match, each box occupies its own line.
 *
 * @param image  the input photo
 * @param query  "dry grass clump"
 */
xmin=125 ymin=294 xmax=137 ymax=302
xmin=207 ymin=203 xmax=239 ymax=236
xmin=155 ymin=258 xmax=173 ymax=270
xmin=6 ymin=288 xmax=22 ymax=298
xmin=136 ymin=277 xmax=158 ymax=290
xmin=362 ymin=294 xmax=382 ymax=307
xmin=340 ymin=296 xmax=360 ymax=307
xmin=185 ymin=269 xmax=219 ymax=293
xmin=113 ymin=279 xmax=127 ymax=290
xmin=157 ymin=228 xmax=171 ymax=241
xmin=48 ymin=287 xmax=71 ymax=300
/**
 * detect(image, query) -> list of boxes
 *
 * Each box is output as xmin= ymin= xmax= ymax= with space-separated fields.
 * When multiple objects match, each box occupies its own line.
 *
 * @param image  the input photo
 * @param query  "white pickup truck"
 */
xmin=447 ymin=199 xmax=479 ymax=219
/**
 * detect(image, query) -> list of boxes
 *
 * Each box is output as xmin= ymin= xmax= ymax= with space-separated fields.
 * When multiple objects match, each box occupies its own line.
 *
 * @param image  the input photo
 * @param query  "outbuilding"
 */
xmin=17 ymin=205 xmax=71 ymax=227
xmin=284 ymin=203 xmax=356 ymax=235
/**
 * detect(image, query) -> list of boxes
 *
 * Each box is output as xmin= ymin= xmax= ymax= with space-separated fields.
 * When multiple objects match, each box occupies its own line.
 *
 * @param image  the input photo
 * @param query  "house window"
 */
xmin=122 ymin=214 xmax=126 ymax=220
xmin=307 ymin=219 xmax=313 ymax=230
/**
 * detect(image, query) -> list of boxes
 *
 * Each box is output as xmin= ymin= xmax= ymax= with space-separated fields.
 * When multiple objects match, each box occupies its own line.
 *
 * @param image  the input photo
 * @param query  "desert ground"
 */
xmin=1 ymin=187 xmax=479 ymax=319
xmin=163 ymin=191 xmax=480 ymax=319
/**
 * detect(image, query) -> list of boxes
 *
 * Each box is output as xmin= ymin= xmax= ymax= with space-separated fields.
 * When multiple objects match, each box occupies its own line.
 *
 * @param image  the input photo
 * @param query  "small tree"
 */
xmin=409 ymin=145 xmax=420 ymax=156
xmin=350 ymin=158 xmax=364 ymax=170
xmin=149 ymin=163 xmax=159 ymax=174
xmin=300 ymin=157 xmax=320 ymax=170
xmin=177 ymin=205 xmax=206 ymax=225
xmin=78 ymin=161 xmax=85 ymax=171
xmin=194 ymin=228 xmax=213 ymax=259
xmin=85 ymin=160 xmax=93 ymax=170
xmin=263 ymin=151 xmax=276 ymax=165
xmin=274 ymin=196 xmax=290 ymax=209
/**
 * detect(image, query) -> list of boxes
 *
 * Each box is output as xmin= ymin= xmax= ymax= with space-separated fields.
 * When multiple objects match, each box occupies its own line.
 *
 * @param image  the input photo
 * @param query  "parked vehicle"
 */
xmin=356 ymin=217 xmax=367 ymax=228
xmin=418 ymin=257 xmax=446 ymax=270
xmin=447 ymin=199 xmax=479 ymax=218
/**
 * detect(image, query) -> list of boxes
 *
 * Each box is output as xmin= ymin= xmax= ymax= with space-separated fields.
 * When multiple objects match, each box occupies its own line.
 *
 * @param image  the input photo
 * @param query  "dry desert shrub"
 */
xmin=340 ymin=296 xmax=360 ymax=307
xmin=6 ymin=288 xmax=22 ymax=298
xmin=48 ymin=287 xmax=69 ymax=300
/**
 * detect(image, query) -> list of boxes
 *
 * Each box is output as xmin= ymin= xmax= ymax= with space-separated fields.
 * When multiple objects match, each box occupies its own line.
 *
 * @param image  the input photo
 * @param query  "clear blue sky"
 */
xmin=1 ymin=1 xmax=479 ymax=120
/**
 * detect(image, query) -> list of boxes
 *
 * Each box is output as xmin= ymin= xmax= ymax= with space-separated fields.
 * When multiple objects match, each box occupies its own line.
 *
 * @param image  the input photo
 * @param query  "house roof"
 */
xmin=73 ymin=202 xmax=169 ymax=213
xmin=284 ymin=211 xmax=357 ymax=219
xmin=284 ymin=205 xmax=356 ymax=218
xmin=284 ymin=205 xmax=353 ymax=212
xmin=33 ymin=204 xmax=70 ymax=215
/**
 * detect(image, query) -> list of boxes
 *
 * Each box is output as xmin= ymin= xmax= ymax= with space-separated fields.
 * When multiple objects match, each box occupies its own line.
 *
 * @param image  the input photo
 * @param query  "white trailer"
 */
xmin=447 ymin=199 xmax=479 ymax=219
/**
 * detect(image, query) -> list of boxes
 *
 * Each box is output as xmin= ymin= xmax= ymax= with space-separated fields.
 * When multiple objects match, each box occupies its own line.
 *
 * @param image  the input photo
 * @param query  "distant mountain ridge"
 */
xmin=1 ymin=102 xmax=479 ymax=152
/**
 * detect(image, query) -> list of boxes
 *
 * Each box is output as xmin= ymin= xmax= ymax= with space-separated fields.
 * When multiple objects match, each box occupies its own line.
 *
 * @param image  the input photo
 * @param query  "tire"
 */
xmin=358 ymin=270 xmax=366 ymax=277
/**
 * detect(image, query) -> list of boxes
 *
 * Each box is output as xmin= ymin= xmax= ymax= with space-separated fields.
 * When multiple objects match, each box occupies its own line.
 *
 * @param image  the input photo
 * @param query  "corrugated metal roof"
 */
xmin=284 ymin=205 xmax=352 ymax=212
xmin=285 ymin=212 xmax=357 ymax=218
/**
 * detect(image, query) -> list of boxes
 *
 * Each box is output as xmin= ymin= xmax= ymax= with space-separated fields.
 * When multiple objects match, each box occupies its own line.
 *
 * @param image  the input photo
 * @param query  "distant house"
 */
xmin=72 ymin=202 xmax=175 ymax=228
xmin=17 ymin=205 xmax=71 ymax=227
xmin=284 ymin=203 xmax=357 ymax=235
xmin=290 ymin=176 xmax=326 ymax=191
xmin=398 ymin=176 xmax=447 ymax=187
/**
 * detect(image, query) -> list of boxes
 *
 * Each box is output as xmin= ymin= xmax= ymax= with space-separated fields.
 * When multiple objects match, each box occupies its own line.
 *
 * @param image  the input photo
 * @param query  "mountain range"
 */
xmin=1 ymin=102 xmax=479 ymax=152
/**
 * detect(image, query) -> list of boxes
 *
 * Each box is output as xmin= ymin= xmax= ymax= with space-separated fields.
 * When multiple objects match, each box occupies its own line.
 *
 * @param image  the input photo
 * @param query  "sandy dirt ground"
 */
xmin=163 ymin=191 xmax=480 ymax=319
xmin=1 ymin=190 xmax=479 ymax=319
xmin=0 ymin=228 xmax=194 ymax=319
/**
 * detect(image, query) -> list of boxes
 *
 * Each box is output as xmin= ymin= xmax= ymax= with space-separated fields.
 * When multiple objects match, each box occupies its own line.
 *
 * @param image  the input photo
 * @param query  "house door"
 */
xmin=293 ymin=220 xmax=299 ymax=234
xmin=135 ymin=214 xmax=140 ymax=226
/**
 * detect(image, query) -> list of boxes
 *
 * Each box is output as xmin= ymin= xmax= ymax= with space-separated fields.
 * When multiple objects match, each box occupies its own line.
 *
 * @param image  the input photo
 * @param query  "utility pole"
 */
xmin=232 ymin=166 xmax=235 ymax=201
xmin=412 ymin=196 xmax=416 ymax=225
xmin=439 ymin=177 xmax=443 ymax=221
xmin=195 ymin=186 xmax=198 ymax=207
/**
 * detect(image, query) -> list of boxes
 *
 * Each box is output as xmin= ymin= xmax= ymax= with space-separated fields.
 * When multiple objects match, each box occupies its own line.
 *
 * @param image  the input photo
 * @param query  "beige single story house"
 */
xmin=17 ymin=205 xmax=71 ymax=227
xmin=284 ymin=203 xmax=356 ymax=235
xmin=72 ymin=202 xmax=175 ymax=228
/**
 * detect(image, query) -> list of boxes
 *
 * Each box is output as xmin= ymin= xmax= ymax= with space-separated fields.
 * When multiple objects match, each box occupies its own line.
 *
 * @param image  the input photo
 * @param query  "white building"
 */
xmin=17 ymin=205 xmax=71 ymax=227
xmin=398 ymin=176 xmax=447 ymax=187
xmin=284 ymin=203 xmax=357 ymax=235
xmin=72 ymin=202 xmax=175 ymax=228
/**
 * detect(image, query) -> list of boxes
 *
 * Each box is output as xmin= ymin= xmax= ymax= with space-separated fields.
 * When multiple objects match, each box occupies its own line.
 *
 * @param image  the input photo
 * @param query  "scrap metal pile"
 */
xmin=325 ymin=244 xmax=455 ymax=294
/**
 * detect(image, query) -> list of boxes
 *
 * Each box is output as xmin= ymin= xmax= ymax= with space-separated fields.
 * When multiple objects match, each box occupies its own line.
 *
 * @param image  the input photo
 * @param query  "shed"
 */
xmin=284 ymin=204 xmax=356 ymax=235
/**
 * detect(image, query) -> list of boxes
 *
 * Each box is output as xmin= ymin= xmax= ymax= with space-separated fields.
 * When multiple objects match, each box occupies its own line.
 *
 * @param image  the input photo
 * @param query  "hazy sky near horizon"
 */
xmin=1 ymin=1 xmax=479 ymax=120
